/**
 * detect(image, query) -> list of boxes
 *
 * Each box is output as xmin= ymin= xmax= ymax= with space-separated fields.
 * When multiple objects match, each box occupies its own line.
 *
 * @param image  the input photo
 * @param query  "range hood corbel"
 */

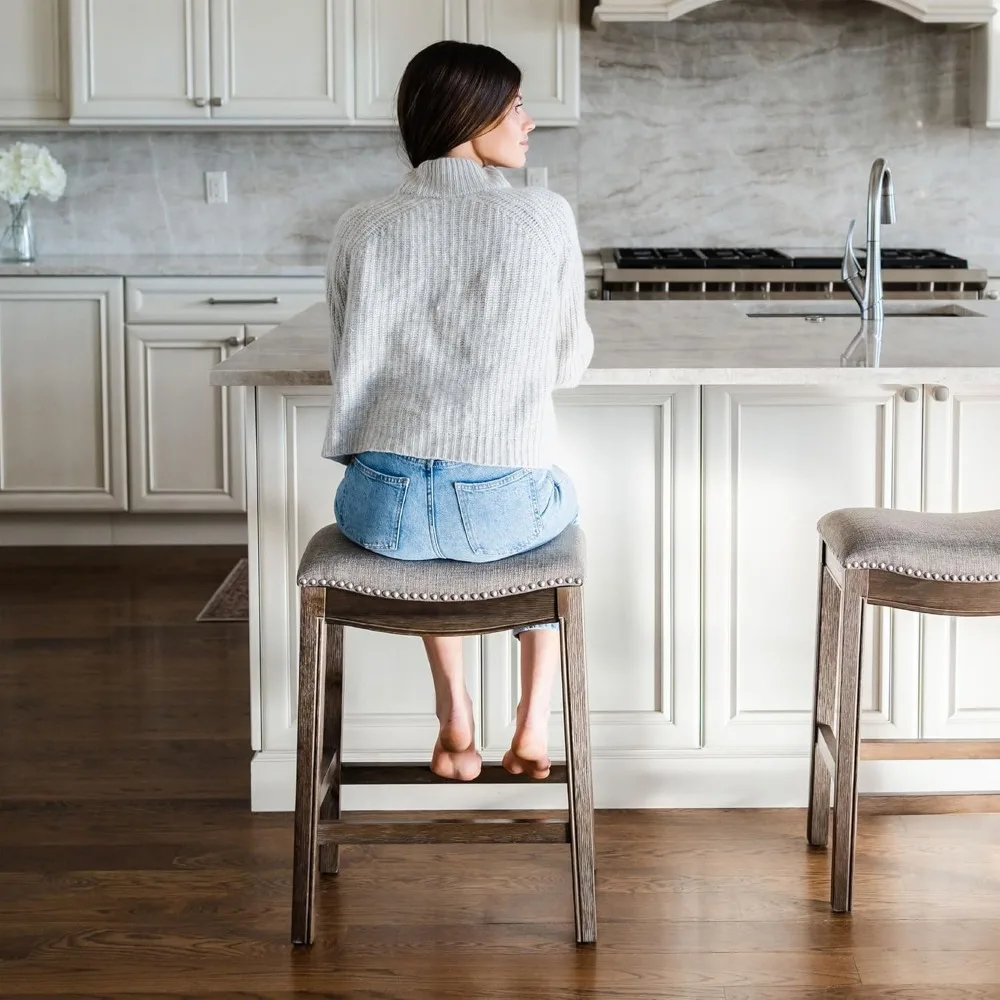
xmin=591 ymin=0 xmax=999 ymax=127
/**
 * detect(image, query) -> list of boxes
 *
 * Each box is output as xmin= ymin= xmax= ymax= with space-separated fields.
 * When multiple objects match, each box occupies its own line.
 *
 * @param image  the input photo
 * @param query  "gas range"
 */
xmin=600 ymin=247 xmax=988 ymax=300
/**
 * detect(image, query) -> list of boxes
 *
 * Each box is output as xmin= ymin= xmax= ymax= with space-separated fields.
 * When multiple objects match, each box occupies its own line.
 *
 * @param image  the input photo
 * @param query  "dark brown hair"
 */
xmin=396 ymin=40 xmax=522 ymax=168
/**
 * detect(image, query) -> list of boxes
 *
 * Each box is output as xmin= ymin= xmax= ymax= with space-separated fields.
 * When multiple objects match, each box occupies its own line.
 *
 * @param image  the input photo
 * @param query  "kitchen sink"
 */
xmin=742 ymin=303 xmax=985 ymax=319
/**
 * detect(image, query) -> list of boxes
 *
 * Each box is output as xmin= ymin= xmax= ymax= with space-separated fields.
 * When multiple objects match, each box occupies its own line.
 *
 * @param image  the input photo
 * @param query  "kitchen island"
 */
xmin=211 ymin=300 xmax=1000 ymax=811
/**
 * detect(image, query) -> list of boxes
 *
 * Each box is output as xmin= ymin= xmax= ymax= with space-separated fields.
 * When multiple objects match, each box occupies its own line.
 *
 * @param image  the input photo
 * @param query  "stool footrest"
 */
xmin=340 ymin=762 xmax=568 ymax=785
xmin=317 ymin=816 xmax=571 ymax=845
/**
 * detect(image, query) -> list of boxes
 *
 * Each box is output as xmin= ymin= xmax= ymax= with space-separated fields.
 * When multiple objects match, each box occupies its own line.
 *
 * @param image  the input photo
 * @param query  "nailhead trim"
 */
xmin=844 ymin=562 xmax=999 ymax=582
xmin=298 ymin=576 xmax=585 ymax=594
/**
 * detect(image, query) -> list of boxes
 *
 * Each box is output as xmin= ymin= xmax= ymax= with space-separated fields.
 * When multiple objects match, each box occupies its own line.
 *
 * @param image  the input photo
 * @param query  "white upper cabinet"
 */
xmin=354 ymin=0 xmax=467 ymax=122
xmin=468 ymin=0 xmax=580 ymax=125
xmin=70 ymin=0 xmax=352 ymax=123
xmin=69 ymin=0 xmax=212 ymax=121
xmin=66 ymin=0 xmax=581 ymax=126
xmin=208 ymin=0 xmax=353 ymax=122
xmin=971 ymin=6 xmax=1000 ymax=127
xmin=0 ymin=0 xmax=67 ymax=123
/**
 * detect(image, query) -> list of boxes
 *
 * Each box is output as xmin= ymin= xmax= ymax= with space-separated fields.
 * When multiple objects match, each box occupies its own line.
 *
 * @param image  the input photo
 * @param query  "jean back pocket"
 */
xmin=334 ymin=458 xmax=409 ymax=552
xmin=454 ymin=468 xmax=542 ymax=558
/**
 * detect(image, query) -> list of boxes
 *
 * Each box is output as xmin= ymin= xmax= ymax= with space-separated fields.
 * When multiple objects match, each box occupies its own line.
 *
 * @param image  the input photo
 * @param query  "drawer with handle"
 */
xmin=125 ymin=277 xmax=325 ymax=324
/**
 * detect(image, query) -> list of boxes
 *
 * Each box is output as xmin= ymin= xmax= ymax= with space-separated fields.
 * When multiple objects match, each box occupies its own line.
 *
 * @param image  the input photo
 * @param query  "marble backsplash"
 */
xmin=3 ymin=0 xmax=998 ymax=263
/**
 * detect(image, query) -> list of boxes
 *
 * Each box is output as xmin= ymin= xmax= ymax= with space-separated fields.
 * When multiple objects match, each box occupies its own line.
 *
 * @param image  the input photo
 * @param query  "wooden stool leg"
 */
xmin=319 ymin=622 xmax=344 ymax=875
xmin=831 ymin=568 xmax=868 ymax=913
xmin=557 ymin=586 xmax=597 ymax=945
xmin=291 ymin=587 xmax=327 ymax=946
xmin=807 ymin=547 xmax=842 ymax=848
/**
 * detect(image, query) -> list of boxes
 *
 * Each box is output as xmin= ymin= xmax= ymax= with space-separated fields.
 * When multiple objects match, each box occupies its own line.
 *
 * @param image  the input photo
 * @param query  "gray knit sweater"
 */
xmin=321 ymin=155 xmax=594 ymax=468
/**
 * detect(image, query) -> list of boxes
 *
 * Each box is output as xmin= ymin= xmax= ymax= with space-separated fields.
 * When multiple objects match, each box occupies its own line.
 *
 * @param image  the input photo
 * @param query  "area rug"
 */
xmin=196 ymin=558 xmax=249 ymax=622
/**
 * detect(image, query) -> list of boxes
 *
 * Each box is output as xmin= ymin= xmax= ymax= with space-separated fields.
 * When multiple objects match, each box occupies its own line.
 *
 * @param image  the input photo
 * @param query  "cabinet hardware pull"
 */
xmin=224 ymin=335 xmax=242 ymax=347
xmin=245 ymin=335 xmax=257 ymax=344
xmin=209 ymin=96 xmax=224 ymax=107
xmin=933 ymin=386 xmax=950 ymax=403
xmin=986 ymin=290 xmax=999 ymax=301
xmin=902 ymin=387 xmax=919 ymax=403
xmin=207 ymin=297 xmax=280 ymax=306
xmin=193 ymin=97 xmax=208 ymax=108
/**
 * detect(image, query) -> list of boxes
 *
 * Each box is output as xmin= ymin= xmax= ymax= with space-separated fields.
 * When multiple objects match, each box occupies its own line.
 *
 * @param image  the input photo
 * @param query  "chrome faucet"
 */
xmin=842 ymin=157 xmax=896 ymax=322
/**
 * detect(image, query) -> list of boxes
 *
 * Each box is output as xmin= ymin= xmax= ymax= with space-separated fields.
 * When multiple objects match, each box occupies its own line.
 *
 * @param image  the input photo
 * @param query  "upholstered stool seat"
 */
xmin=290 ymin=523 xmax=596 ymax=948
xmin=819 ymin=508 xmax=1000 ymax=582
xmin=807 ymin=506 xmax=1000 ymax=914
xmin=297 ymin=523 xmax=586 ymax=599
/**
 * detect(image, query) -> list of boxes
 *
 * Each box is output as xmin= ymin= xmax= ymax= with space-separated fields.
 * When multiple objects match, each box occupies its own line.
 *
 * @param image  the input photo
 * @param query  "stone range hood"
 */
xmin=591 ymin=0 xmax=1000 ymax=127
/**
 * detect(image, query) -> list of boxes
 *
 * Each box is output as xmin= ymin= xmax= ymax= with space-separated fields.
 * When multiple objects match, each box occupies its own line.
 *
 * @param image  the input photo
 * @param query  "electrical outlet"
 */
xmin=526 ymin=166 xmax=548 ymax=188
xmin=205 ymin=171 xmax=228 ymax=204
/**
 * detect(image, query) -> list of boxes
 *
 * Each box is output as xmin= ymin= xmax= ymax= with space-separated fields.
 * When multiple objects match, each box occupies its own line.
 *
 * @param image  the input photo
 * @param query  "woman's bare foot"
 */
xmin=503 ymin=706 xmax=551 ymax=780
xmin=430 ymin=691 xmax=481 ymax=781
xmin=431 ymin=739 xmax=482 ymax=781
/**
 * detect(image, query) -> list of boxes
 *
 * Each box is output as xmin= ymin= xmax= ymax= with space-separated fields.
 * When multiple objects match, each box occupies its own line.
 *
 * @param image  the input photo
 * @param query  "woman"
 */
xmin=322 ymin=39 xmax=594 ymax=783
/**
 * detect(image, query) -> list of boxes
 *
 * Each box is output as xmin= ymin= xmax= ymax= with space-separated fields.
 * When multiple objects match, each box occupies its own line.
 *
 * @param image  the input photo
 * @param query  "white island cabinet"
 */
xmin=0 ymin=277 xmax=126 ymax=511
xmin=210 ymin=299 xmax=1000 ymax=811
xmin=921 ymin=383 xmax=1000 ymax=738
xmin=702 ymin=384 xmax=924 ymax=751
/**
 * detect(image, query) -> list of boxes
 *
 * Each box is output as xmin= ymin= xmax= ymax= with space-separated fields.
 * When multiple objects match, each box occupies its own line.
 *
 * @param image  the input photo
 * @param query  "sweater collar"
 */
xmin=400 ymin=155 xmax=511 ymax=196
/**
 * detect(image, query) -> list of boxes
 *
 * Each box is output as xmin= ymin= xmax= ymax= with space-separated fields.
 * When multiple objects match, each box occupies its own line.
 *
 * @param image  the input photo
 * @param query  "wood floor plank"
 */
xmin=853 ymin=949 xmax=1000 ymax=986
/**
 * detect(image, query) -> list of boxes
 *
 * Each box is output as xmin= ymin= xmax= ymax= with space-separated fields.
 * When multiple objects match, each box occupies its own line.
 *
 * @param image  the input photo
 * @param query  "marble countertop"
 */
xmin=0 ymin=253 xmax=331 ymax=278
xmin=209 ymin=299 xmax=1000 ymax=387
xmin=0 ymin=251 xmax=607 ymax=279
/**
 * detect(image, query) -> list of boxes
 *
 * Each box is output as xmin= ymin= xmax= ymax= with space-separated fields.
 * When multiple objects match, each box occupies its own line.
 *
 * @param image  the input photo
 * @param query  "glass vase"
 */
xmin=1 ymin=199 xmax=36 ymax=263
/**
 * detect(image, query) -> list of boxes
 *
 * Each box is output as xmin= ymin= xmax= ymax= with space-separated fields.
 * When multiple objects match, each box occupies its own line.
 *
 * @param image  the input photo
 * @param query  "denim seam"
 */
xmin=351 ymin=456 xmax=410 ymax=487
xmin=428 ymin=464 xmax=446 ymax=559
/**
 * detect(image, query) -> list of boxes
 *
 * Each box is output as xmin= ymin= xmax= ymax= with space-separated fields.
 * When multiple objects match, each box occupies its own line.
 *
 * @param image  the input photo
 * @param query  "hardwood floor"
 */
xmin=3 ymin=546 xmax=1000 ymax=999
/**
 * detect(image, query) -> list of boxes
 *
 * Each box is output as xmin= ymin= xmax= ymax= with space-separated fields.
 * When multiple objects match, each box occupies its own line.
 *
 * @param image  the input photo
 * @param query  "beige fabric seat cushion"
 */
xmin=297 ymin=523 xmax=585 ymax=601
xmin=818 ymin=508 xmax=1000 ymax=581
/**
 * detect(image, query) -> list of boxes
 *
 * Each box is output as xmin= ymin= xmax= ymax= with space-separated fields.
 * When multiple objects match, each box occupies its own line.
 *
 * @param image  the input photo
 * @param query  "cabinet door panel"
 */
xmin=354 ymin=0 xmax=467 ymax=122
xmin=702 ymin=386 xmax=923 ymax=750
xmin=70 ymin=0 xmax=211 ymax=120
xmin=482 ymin=388 xmax=701 ymax=753
xmin=467 ymin=0 xmax=580 ymax=125
xmin=922 ymin=386 xmax=1000 ymax=737
xmin=126 ymin=324 xmax=245 ymax=512
xmin=209 ymin=0 xmax=352 ymax=120
xmin=255 ymin=388 xmax=480 ymax=755
xmin=0 ymin=0 xmax=66 ymax=121
xmin=0 ymin=279 xmax=126 ymax=511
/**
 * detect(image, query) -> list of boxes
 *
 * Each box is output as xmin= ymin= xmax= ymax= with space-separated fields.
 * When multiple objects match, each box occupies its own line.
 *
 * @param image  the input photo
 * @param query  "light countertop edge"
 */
xmin=209 ymin=300 xmax=1000 ymax=387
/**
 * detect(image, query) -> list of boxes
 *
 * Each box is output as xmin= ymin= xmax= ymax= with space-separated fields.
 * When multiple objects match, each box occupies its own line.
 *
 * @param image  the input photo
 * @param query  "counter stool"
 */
xmin=290 ymin=523 xmax=596 ymax=946
xmin=807 ymin=507 xmax=1000 ymax=912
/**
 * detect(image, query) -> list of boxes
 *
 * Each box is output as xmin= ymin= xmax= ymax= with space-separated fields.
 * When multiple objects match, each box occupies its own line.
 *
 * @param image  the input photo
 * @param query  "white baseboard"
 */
xmin=249 ymin=750 xmax=1000 ymax=812
xmin=0 ymin=513 xmax=248 ymax=545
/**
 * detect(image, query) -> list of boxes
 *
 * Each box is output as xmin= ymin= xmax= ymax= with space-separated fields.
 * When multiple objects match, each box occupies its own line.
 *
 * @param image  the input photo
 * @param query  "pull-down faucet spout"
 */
xmin=842 ymin=158 xmax=895 ymax=323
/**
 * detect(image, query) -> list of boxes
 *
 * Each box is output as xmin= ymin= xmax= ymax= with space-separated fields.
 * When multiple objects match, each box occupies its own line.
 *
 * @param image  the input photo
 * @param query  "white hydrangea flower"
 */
xmin=0 ymin=142 xmax=67 ymax=205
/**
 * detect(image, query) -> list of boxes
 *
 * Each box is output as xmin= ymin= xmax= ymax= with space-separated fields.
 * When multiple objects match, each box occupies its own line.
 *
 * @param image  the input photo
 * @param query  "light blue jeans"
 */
xmin=334 ymin=451 xmax=579 ymax=635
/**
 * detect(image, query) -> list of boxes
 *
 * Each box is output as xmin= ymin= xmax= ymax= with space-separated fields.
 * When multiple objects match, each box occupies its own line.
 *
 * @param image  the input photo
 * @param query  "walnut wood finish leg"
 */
xmin=291 ymin=587 xmax=326 ymax=946
xmin=831 ymin=568 xmax=869 ymax=913
xmin=558 ymin=586 xmax=597 ymax=945
xmin=319 ymin=621 xmax=344 ymax=876
xmin=807 ymin=548 xmax=842 ymax=849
